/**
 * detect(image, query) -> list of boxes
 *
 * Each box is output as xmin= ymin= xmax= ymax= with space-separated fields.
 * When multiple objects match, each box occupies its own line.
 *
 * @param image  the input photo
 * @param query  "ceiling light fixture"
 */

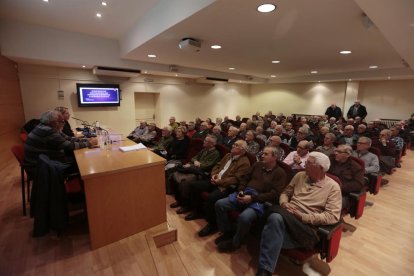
xmin=339 ymin=50 xmax=352 ymax=55
xmin=369 ymin=65 xmax=378 ymax=69
xmin=147 ymin=54 xmax=157 ymax=58
xmin=271 ymin=60 xmax=280 ymax=64
xmin=101 ymin=1 xmax=107 ymax=6
xmin=43 ymin=0 xmax=49 ymax=2
xmin=228 ymin=67 xmax=235 ymax=70
xmin=257 ymin=4 xmax=276 ymax=13
xmin=211 ymin=45 xmax=222 ymax=49
xmin=348 ymin=78 xmax=352 ymax=82
xmin=270 ymin=75 xmax=276 ymax=78
xmin=387 ymin=76 xmax=391 ymax=80
xmin=311 ymin=70 xmax=318 ymax=74
xmin=82 ymin=65 xmax=86 ymax=68
xmin=144 ymin=71 xmax=148 ymax=74
xmin=96 ymin=13 xmax=102 ymax=18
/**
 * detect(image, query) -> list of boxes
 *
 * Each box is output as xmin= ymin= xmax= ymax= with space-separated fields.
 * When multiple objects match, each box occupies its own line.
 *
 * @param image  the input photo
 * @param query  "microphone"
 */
xmin=72 ymin=117 xmax=88 ymax=125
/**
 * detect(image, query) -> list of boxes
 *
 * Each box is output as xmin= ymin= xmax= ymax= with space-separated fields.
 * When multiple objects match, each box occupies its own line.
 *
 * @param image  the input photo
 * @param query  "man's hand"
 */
xmin=293 ymin=154 xmax=301 ymax=165
xmin=194 ymin=160 xmax=201 ymax=167
xmin=284 ymin=203 xmax=303 ymax=221
xmin=89 ymin=137 xmax=98 ymax=146
xmin=237 ymin=194 xmax=252 ymax=204
xmin=211 ymin=174 xmax=220 ymax=185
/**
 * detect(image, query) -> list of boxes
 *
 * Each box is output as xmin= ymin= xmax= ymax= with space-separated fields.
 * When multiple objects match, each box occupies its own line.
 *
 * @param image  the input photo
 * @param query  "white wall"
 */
xmin=358 ymin=79 xmax=414 ymax=121
xmin=18 ymin=64 xmax=250 ymax=136
xmin=249 ymin=82 xmax=347 ymax=116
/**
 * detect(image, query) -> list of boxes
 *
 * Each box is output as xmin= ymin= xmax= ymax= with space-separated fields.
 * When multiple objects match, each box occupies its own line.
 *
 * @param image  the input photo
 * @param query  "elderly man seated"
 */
xmin=223 ymin=126 xmax=240 ymax=149
xmin=352 ymin=137 xmax=379 ymax=174
xmin=212 ymin=125 xmax=224 ymax=144
xmin=169 ymin=116 xmax=179 ymax=130
xmin=192 ymin=121 xmax=210 ymax=139
xmin=372 ymin=129 xmax=397 ymax=174
xmin=328 ymin=144 xmax=365 ymax=209
xmin=186 ymin=140 xmax=251 ymax=237
xmin=25 ymin=110 xmax=98 ymax=169
xmin=256 ymin=152 xmax=342 ymax=276
xmin=127 ymin=121 xmax=148 ymax=142
xmin=245 ymin=130 xmax=260 ymax=155
xmin=215 ymin=147 xmax=287 ymax=252
xmin=356 ymin=124 xmax=370 ymax=139
xmin=283 ymin=140 xmax=310 ymax=172
xmin=316 ymin=133 xmax=336 ymax=157
xmin=336 ymin=125 xmax=358 ymax=146
xmin=135 ymin=123 xmax=157 ymax=145
xmin=150 ymin=126 xmax=174 ymax=154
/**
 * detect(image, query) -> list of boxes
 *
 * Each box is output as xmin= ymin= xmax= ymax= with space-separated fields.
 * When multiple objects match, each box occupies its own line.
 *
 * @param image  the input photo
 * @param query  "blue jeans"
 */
xmin=258 ymin=213 xmax=301 ymax=272
xmin=215 ymin=197 xmax=258 ymax=247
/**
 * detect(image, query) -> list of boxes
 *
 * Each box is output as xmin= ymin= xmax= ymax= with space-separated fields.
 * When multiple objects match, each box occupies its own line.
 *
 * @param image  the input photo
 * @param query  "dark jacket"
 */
xmin=347 ymin=104 xmax=367 ymax=119
xmin=328 ymin=157 xmax=365 ymax=194
xmin=325 ymin=106 xmax=342 ymax=120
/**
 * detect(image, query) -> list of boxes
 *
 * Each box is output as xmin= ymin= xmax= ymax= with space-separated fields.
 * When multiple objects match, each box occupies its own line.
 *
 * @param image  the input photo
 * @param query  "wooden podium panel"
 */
xmin=74 ymin=140 xmax=166 ymax=249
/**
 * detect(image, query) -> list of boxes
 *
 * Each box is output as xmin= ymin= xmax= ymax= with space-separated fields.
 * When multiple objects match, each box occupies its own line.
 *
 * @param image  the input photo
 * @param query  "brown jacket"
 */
xmin=211 ymin=153 xmax=251 ymax=188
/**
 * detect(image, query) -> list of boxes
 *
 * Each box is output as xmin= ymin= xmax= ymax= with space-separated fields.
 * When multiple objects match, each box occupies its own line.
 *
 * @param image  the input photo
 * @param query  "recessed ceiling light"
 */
xmin=228 ymin=67 xmax=235 ymax=70
xmin=96 ymin=13 xmax=102 ymax=18
xmin=143 ymin=71 xmax=148 ymax=74
xmin=311 ymin=70 xmax=318 ymax=74
xmin=147 ymin=54 xmax=157 ymax=58
xmin=339 ymin=50 xmax=352 ymax=55
xmin=348 ymin=78 xmax=352 ymax=81
xmin=257 ymin=4 xmax=276 ymax=13
xmin=387 ymin=76 xmax=391 ymax=80
xmin=270 ymin=75 xmax=277 ymax=78
xmin=211 ymin=45 xmax=222 ymax=49
xmin=271 ymin=60 xmax=280 ymax=64
xmin=369 ymin=65 xmax=378 ymax=69
xmin=101 ymin=1 xmax=107 ymax=6
xmin=82 ymin=65 xmax=86 ymax=68
xmin=175 ymin=74 xmax=178 ymax=77
xmin=43 ymin=0 xmax=49 ymax=2
xmin=318 ymin=81 xmax=321 ymax=83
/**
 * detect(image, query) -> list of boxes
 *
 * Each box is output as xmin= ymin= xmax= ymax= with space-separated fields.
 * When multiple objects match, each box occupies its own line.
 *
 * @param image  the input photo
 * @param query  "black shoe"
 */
xmin=176 ymin=207 xmax=190 ymax=214
xmin=198 ymin=224 xmax=218 ymax=237
xmin=256 ymin=268 xmax=272 ymax=276
xmin=217 ymin=240 xmax=240 ymax=252
xmin=170 ymin=202 xmax=180 ymax=208
xmin=185 ymin=212 xmax=201 ymax=221
xmin=214 ymin=231 xmax=234 ymax=245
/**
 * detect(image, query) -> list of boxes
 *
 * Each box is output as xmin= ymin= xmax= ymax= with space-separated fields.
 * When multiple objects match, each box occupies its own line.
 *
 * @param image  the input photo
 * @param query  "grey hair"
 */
xmin=380 ymin=129 xmax=391 ymax=138
xmin=338 ymin=144 xmax=353 ymax=155
xmin=265 ymin=146 xmax=280 ymax=159
xmin=40 ymin=110 xmax=60 ymax=125
xmin=237 ymin=140 xmax=248 ymax=151
xmin=54 ymin=106 xmax=68 ymax=114
xmin=325 ymin=133 xmax=336 ymax=141
xmin=309 ymin=151 xmax=331 ymax=172
xmin=359 ymin=136 xmax=372 ymax=147
xmin=206 ymin=134 xmax=217 ymax=145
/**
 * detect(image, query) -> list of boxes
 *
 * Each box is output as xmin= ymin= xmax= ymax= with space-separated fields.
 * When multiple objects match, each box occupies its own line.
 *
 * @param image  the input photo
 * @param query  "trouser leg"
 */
xmin=232 ymin=207 xmax=258 ymax=247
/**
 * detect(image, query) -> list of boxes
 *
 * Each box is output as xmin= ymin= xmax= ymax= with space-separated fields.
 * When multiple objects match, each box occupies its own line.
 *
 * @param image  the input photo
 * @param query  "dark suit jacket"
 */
xmin=325 ymin=106 xmax=342 ymax=120
xmin=347 ymin=104 xmax=367 ymax=119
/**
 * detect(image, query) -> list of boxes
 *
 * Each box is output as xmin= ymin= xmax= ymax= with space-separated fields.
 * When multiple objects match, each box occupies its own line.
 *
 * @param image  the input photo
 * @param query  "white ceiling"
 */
xmin=1 ymin=0 xmax=413 ymax=83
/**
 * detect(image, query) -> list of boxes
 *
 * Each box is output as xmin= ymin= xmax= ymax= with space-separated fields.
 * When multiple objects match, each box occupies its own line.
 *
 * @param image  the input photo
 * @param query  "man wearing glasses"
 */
xmin=25 ymin=110 xmax=98 ymax=167
xmin=186 ymin=140 xmax=251 ymax=237
xmin=283 ymin=140 xmax=310 ymax=173
xmin=328 ymin=144 xmax=365 ymax=209
xmin=256 ymin=152 xmax=341 ymax=276
xmin=352 ymin=137 xmax=379 ymax=174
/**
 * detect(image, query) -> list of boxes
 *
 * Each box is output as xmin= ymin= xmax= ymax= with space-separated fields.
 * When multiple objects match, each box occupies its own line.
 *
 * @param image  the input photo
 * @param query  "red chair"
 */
xmin=11 ymin=145 xmax=35 ymax=216
xmin=279 ymin=143 xmax=292 ymax=156
xmin=20 ymin=132 xmax=28 ymax=142
xmin=184 ymin=138 xmax=204 ymax=163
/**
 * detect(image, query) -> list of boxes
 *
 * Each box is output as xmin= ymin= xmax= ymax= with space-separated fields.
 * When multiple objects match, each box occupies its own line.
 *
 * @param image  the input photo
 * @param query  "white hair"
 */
xmin=309 ymin=151 xmax=331 ymax=172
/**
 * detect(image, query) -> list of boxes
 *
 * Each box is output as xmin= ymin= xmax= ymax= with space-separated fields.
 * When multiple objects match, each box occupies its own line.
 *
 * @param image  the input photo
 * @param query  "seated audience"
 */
xmin=214 ymin=147 xmax=287 ymax=252
xmin=127 ymin=121 xmax=148 ymax=142
xmin=165 ymin=127 xmax=190 ymax=160
xmin=239 ymin=123 xmax=248 ymax=139
xmin=283 ymin=140 xmax=310 ymax=172
xmin=212 ymin=125 xmax=224 ymax=144
xmin=390 ymin=126 xmax=404 ymax=151
xmin=316 ymin=133 xmax=336 ymax=157
xmin=372 ymin=129 xmax=397 ymax=174
xmin=192 ymin=122 xmax=210 ymax=139
xmin=266 ymin=121 xmax=277 ymax=134
xmin=150 ymin=126 xmax=174 ymax=154
xmin=256 ymin=152 xmax=341 ymax=276
xmin=169 ymin=116 xmax=179 ymax=130
xmin=264 ymin=135 xmax=286 ymax=161
xmin=187 ymin=140 xmax=251 ymax=237
xmin=223 ymin=126 xmax=240 ymax=149
xmin=327 ymin=117 xmax=338 ymax=132
xmin=352 ymin=137 xmax=379 ymax=174
xmin=245 ymin=130 xmax=260 ymax=155
xmin=169 ymin=135 xmax=221 ymax=214
xmin=336 ymin=125 xmax=358 ymax=146
xmin=328 ymin=144 xmax=365 ymax=209
xmin=137 ymin=123 xmax=157 ymax=144
xmin=54 ymin=106 xmax=74 ymax=137
xmin=289 ymin=126 xmax=314 ymax=149
xmin=186 ymin=122 xmax=197 ymax=138
xmin=315 ymin=126 xmax=330 ymax=147
xmin=283 ymin=122 xmax=295 ymax=138
xmin=24 ymin=110 xmax=98 ymax=168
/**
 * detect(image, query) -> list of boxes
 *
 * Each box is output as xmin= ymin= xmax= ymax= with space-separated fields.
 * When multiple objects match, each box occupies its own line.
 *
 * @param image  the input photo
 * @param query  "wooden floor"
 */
xmin=1 ymin=151 xmax=414 ymax=276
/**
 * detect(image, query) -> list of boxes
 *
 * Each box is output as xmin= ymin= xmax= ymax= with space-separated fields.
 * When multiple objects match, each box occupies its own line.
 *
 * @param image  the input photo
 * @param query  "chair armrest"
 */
xmin=349 ymin=190 xmax=366 ymax=199
xmin=317 ymin=222 xmax=342 ymax=240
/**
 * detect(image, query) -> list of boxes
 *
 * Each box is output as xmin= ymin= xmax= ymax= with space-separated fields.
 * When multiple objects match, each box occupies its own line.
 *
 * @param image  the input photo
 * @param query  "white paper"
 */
xmin=119 ymin=143 xmax=147 ymax=152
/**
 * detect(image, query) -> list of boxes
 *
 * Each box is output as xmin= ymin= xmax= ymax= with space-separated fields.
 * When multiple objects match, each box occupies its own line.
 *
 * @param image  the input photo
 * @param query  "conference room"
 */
xmin=1 ymin=0 xmax=414 ymax=275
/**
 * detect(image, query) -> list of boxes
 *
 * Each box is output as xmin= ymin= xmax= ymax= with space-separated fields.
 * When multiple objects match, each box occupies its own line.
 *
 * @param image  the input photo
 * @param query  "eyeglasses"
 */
xmin=357 ymin=142 xmax=368 ymax=145
xmin=233 ymin=143 xmax=242 ymax=148
xmin=297 ymin=146 xmax=307 ymax=150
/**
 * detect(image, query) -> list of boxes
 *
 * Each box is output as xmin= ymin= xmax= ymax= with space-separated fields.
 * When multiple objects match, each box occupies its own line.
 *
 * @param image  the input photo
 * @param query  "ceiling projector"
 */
xmin=178 ymin=38 xmax=201 ymax=52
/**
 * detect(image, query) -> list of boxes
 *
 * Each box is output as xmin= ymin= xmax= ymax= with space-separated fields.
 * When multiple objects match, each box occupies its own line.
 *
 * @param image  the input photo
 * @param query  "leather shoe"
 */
xmin=169 ymin=202 xmax=180 ymax=208
xmin=184 ymin=212 xmax=201 ymax=221
xmin=217 ymin=240 xmax=240 ymax=252
xmin=198 ymin=224 xmax=217 ymax=237
xmin=256 ymin=268 xmax=272 ymax=276
xmin=214 ymin=231 xmax=234 ymax=245
xmin=176 ymin=207 xmax=190 ymax=214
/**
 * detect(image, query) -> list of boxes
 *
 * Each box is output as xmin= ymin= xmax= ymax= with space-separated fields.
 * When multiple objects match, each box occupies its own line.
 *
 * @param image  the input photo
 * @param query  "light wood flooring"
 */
xmin=1 ymin=151 xmax=414 ymax=275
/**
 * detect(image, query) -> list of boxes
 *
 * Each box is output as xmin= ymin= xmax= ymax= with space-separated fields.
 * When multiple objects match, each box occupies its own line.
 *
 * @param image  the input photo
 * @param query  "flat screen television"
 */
xmin=76 ymin=83 xmax=121 ymax=107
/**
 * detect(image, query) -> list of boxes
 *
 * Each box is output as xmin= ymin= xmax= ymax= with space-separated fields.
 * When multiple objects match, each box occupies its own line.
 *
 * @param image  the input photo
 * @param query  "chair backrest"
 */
xmin=369 ymin=146 xmax=381 ymax=159
xmin=277 ymin=160 xmax=293 ymax=184
xmin=184 ymin=138 xmax=204 ymax=163
xmin=350 ymin=156 xmax=365 ymax=170
xmin=279 ymin=143 xmax=292 ymax=156
xmin=246 ymin=152 xmax=257 ymax=166
xmin=255 ymin=138 xmax=265 ymax=151
xmin=11 ymin=145 xmax=25 ymax=165
xmin=215 ymin=143 xmax=229 ymax=158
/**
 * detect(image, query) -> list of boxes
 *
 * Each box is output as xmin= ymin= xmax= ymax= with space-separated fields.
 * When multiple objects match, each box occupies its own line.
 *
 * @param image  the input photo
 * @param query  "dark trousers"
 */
xmin=189 ymin=180 xmax=233 ymax=227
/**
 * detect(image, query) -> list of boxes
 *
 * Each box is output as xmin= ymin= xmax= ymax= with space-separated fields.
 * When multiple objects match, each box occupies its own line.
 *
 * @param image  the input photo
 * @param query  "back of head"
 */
xmin=40 ymin=110 xmax=60 ymax=125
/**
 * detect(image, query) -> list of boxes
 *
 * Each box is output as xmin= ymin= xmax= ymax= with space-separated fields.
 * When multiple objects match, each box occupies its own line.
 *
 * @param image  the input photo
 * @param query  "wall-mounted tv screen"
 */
xmin=76 ymin=83 xmax=120 ymax=107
